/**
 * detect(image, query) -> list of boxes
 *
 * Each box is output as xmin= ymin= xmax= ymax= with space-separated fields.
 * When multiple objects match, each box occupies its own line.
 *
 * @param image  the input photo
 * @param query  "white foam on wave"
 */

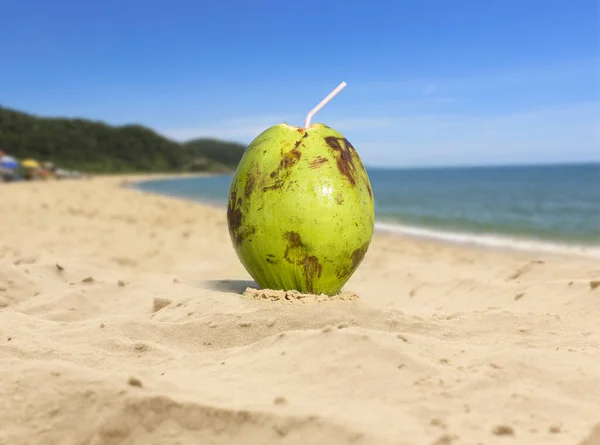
xmin=374 ymin=221 xmax=600 ymax=258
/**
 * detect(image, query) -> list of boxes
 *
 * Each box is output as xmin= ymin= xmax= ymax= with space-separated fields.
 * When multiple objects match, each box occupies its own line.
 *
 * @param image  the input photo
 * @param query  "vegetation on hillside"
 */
xmin=0 ymin=106 xmax=247 ymax=173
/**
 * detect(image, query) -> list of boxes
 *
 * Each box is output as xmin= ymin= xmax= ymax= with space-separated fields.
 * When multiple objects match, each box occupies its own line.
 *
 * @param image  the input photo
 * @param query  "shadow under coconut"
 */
xmin=199 ymin=279 xmax=259 ymax=294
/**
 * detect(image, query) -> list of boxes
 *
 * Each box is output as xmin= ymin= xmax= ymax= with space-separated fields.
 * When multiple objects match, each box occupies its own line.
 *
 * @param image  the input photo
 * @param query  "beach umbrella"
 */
xmin=0 ymin=155 xmax=19 ymax=169
xmin=21 ymin=159 xmax=41 ymax=169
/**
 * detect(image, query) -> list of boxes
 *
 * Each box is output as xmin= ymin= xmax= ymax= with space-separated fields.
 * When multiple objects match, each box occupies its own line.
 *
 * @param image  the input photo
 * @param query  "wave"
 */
xmin=374 ymin=221 xmax=600 ymax=258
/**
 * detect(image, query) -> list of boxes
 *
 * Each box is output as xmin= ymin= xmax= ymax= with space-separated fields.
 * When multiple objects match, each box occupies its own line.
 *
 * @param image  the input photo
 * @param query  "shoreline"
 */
xmin=128 ymin=174 xmax=600 ymax=261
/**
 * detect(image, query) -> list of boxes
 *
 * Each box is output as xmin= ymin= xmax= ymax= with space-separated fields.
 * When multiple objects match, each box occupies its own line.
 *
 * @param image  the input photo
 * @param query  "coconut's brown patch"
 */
xmin=227 ymin=190 xmax=255 ymax=247
xmin=269 ymin=148 xmax=301 ymax=179
xmin=227 ymin=191 xmax=242 ymax=234
xmin=336 ymin=241 xmax=370 ymax=279
xmin=303 ymin=257 xmax=322 ymax=292
xmin=283 ymin=231 xmax=323 ymax=294
xmin=240 ymin=226 xmax=256 ymax=245
xmin=269 ymin=133 xmax=306 ymax=179
xmin=244 ymin=164 xmax=259 ymax=199
xmin=294 ymin=132 xmax=309 ymax=148
xmin=325 ymin=136 xmax=373 ymax=201
xmin=309 ymin=156 xmax=329 ymax=169
xmin=324 ymin=136 xmax=357 ymax=186
xmin=263 ymin=134 xmax=306 ymax=191
xmin=262 ymin=179 xmax=285 ymax=192
xmin=284 ymin=231 xmax=302 ymax=248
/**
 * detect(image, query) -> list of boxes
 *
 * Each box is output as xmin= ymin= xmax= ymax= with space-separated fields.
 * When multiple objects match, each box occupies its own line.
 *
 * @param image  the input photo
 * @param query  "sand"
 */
xmin=1 ymin=175 xmax=599 ymax=445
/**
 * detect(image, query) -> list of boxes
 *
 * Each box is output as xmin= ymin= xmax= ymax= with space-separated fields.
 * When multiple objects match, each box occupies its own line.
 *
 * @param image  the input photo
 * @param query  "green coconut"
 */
xmin=227 ymin=121 xmax=374 ymax=296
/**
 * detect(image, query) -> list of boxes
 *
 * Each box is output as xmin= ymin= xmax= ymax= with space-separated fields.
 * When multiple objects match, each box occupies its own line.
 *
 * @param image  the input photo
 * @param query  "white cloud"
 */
xmin=160 ymin=100 xmax=599 ymax=167
xmin=350 ymin=102 xmax=600 ymax=167
xmin=357 ymin=58 xmax=596 ymax=95
xmin=161 ymin=115 xmax=395 ymax=143
xmin=161 ymin=115 xmax=285 ymax=143
xmin=423 ymin=83 xmax=437 ymax=95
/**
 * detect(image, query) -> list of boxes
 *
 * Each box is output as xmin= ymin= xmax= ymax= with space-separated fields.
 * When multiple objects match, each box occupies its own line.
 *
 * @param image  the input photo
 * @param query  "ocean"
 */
xmin=133 ymin=163 xmax=600 ymax=257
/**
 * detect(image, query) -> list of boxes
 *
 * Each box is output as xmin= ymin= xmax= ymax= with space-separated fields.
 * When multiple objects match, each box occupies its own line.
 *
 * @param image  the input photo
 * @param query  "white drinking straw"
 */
xmin=304 ymin=81 xmax=347 ymax=129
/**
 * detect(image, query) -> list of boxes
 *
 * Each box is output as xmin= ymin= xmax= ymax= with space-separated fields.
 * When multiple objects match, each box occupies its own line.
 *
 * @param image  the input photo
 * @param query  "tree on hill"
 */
xmin=0 ymin=106 xmax=247 ymax=173
xmin=181 ymin=138 xmax=247 ymax=173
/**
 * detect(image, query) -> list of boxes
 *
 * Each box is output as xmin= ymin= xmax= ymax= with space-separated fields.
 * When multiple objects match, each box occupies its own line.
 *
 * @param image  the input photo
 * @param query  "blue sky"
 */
xmin=1 ymin=0 xmax=598 ymax=167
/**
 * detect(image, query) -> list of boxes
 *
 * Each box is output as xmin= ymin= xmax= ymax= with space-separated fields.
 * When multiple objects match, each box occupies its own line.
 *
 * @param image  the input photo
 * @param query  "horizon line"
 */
xmin=364 ymin=160 xmax=600 ymax=170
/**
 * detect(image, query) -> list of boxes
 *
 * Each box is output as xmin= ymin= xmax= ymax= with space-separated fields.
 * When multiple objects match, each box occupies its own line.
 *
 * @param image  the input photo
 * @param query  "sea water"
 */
xmin=133 ymin=163 xmax=600 ymax=257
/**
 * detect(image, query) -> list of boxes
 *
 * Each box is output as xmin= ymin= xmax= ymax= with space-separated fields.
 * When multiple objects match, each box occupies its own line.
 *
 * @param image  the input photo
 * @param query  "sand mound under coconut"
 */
xmin=243 ymin=287 xmax=359 ymax=303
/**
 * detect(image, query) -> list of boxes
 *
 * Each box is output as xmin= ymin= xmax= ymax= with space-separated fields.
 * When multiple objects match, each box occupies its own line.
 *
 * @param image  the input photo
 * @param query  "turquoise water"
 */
xmin=133 ymin=163 xmax=600 ymax=255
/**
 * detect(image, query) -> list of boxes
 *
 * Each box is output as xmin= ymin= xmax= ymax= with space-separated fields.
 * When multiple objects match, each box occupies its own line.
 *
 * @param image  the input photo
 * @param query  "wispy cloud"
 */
xmin=162 ymin=115 xmax=395 ymax=142
xmin=423 ymin=83 xmax=437 ymax=95
xmin=350 ymin=101 xmax=599 ymax=167
xmin=161 ymin=101 xmax=598 ymax=167
xmin=160 ymin=55 xmax=598 ymax=169
xmin=161 ymin=115 xmax=284 ymax=143
xmin=358 ymin=58 xmax=596 ymax=93
xmin=352 ymin=58 xmax=596 ymax=113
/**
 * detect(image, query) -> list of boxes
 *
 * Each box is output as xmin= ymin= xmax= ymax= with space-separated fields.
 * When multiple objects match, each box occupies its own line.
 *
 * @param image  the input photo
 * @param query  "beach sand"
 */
xmin=1 ymin=175 xmax=599 ymax=445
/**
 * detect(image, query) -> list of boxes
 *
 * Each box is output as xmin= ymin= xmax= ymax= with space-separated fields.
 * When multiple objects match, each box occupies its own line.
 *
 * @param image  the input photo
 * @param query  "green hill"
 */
xmin=0 ymin=106 xmax=247 ymax=173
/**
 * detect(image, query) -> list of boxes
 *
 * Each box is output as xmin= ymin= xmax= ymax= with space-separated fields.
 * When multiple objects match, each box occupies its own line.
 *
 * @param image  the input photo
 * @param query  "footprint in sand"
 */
xmin=507 ymin=260 xmax=545 ymax=281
